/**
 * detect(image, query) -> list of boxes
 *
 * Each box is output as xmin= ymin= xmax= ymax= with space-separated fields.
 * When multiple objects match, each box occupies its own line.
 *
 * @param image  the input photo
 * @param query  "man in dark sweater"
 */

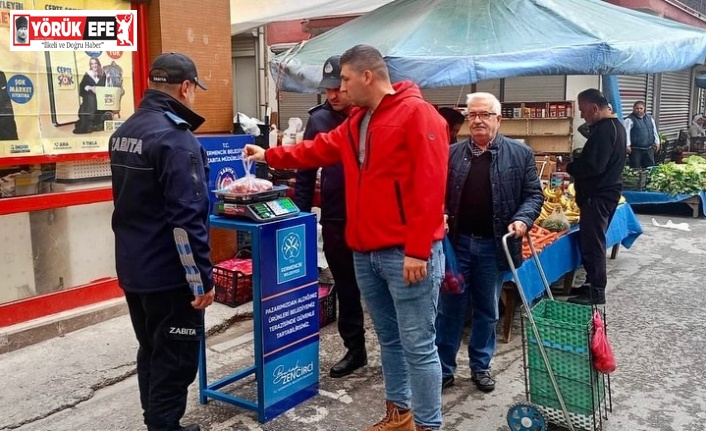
xmin=293 ymin=55 xmax=367 ymax=378
xmin=567 ymin=88 xmax=626 ymax=305
xmin=439 ymin=92 xmax=543 ymax=393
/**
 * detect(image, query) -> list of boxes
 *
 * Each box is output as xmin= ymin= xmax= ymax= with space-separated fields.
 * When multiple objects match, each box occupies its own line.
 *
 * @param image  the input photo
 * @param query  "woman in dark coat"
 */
xmin=73 ymin=57 xmax=107 ymax=134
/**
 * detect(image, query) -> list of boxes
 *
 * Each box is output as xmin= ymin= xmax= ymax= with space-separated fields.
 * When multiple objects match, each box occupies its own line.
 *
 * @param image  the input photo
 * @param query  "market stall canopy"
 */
xmin=270 ymin=0 xmax=706 ymax=92
xmin=230 ymin=0 xmax=394 ymax=35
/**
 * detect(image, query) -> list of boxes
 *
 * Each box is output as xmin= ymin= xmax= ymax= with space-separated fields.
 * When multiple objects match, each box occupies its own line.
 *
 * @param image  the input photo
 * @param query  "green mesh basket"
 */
xmin=525 ymin=299 xmax=606 ymax=430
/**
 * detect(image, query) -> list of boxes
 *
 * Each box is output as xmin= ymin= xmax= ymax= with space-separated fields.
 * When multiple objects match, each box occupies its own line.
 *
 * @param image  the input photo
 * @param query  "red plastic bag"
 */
xmin=590 ymin=309 xmax=616 ymax=374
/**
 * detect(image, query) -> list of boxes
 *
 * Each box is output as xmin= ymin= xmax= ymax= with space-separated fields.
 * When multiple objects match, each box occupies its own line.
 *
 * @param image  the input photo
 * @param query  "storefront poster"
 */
xmin=0 ymin=0 xmax=134 ymax=157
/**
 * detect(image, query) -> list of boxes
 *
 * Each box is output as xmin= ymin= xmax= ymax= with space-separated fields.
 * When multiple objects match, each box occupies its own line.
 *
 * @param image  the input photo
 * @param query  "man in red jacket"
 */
xmin=245 ymin=45 xmax=448 ymax=431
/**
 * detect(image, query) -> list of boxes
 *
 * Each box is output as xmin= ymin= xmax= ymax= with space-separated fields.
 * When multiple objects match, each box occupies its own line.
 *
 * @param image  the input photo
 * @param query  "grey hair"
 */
xmin=466 ymin=92 xmax=502 ymax=114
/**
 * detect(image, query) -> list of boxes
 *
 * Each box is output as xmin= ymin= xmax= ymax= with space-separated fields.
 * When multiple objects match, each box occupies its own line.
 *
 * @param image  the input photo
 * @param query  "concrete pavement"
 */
xmin=1 ymin=213 xmax=705 ymax=431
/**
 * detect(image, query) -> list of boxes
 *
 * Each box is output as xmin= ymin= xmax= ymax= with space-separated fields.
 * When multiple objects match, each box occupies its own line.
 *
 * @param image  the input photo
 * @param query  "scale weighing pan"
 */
xmin=214 ymin=184 xmax=289 ymax=203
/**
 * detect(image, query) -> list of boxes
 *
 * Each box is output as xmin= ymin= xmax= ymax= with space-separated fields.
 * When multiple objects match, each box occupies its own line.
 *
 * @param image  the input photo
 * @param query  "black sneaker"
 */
xmin=568 ymin=287 xmax=606 ymax=305
xmin=441 ymin=375 xmax=455 ymax=391
xmin=569 ymin=283 xmax=590 ymax=296
xmin=471 ymin=371 xmax=495 ymax=392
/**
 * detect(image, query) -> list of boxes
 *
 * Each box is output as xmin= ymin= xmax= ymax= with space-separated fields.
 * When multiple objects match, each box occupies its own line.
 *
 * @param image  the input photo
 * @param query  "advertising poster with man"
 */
xmin=0 ymin=0 xmax=135 ymax=157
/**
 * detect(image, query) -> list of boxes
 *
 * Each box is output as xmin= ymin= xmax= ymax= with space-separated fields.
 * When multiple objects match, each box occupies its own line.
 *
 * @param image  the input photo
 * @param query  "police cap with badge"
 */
xmin=308 ymin=55 xmax=343 ymax=114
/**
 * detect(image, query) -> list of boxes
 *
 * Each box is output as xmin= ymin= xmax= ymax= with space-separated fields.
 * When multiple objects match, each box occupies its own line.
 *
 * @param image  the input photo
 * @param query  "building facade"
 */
xmin=232 ymin=0 xmax=706 ymax=144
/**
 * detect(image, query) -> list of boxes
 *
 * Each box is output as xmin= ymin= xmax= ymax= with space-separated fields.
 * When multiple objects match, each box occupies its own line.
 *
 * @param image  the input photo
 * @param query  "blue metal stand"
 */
xmin=198 ymin=213 xmax=319 ymax=423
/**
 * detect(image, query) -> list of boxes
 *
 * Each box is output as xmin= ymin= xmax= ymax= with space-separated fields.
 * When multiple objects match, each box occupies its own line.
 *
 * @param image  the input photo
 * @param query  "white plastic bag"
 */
xmin=223 ymin=157 xmax=273 ymax=194
xmin=235 ymin=112 xmax=261 ymax=137
xmin=540 ymin=205 xmax=570 ymax=232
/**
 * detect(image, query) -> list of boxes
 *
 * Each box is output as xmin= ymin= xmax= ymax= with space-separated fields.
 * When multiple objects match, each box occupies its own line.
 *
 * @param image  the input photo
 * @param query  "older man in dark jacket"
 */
xmin=437 ymin=92 xmax=543 ymax=393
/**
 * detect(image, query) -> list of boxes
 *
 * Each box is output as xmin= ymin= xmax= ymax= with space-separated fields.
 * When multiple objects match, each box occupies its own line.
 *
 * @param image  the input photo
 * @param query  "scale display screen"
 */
xmin=214 ymin=197 xmax=300 ymax=222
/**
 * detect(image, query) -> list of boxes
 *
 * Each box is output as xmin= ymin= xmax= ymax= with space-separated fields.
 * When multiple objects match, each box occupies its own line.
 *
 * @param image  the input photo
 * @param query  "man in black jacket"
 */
xmin=110 ymin=53 xmax=214 ymax=431
xmin=293 ymin=55 xmax=367 ymax=378
xmin=567 ymin=88 xmax=626 ymax=305
xmin=439 ymin=92 xmax=543 ymax=393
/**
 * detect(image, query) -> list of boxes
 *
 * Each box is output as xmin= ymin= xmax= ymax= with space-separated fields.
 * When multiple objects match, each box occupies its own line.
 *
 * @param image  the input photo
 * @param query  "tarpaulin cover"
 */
xmin=270 ymin=0 xmax=706 ymax=92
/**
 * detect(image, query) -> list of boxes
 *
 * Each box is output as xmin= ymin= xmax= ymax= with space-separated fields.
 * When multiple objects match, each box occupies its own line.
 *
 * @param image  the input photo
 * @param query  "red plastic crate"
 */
xmin=213 ymin=258 xmax=253 ymax=307
xmin=319 ymin=283 xmax=337 ymax=327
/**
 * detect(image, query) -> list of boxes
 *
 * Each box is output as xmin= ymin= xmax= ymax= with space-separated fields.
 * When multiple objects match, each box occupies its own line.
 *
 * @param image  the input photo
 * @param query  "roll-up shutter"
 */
xmin=503 ymin=76 xmax=565 ymax=102
xmin=232 ymin=35 xmax=259 ymax=119
xmin=658 ymin=69 xmax=693 ymax=140
xmin=276 ymin=92 xmax=319 ymax=130
xmin=646 ymin=74 xmax=656 ymax=114
xmin=420 ymin=80 xmax=501 ymax=107
xmin=618 ymin=74 xmax=647 ymax=118
xmin=421 ymin=86 xmax=471 ymax=107
xmin=696 ymin=87 xmax=706 ymax=116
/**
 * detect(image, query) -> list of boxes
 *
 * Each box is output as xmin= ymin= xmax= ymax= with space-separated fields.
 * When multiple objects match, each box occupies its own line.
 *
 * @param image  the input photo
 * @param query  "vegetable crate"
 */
xmin=622 ymin=168 xmax=650 ymax=191
xmin=213 ymin=258 xmax=253 ymax=307
xmin=523 ymin=300 xmax=611 ymax=431
xmin=319 ymin=283 xmax=337 ymax=328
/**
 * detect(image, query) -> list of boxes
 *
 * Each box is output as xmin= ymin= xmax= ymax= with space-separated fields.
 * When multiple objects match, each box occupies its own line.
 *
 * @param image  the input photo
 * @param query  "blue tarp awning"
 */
xmin=271 ymin=0 xmax=706 ymax=92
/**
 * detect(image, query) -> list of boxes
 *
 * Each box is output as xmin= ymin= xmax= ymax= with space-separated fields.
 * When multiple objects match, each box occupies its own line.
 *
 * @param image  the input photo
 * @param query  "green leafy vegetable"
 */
xmin=646 ymin=156 xmax=706 ymax=195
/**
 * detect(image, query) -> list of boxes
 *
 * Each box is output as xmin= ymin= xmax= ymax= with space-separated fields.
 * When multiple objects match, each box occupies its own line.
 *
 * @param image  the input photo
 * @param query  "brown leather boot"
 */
xmin=414 ymin=427 xmax=433 ymax=431
xmin=364 ymin=400 xmax=415 ymax=431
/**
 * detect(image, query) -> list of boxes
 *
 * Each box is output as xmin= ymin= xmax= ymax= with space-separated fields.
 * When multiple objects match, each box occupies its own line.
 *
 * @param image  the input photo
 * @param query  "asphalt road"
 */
xmin=1 ymin=212 xmax=705 ymax=431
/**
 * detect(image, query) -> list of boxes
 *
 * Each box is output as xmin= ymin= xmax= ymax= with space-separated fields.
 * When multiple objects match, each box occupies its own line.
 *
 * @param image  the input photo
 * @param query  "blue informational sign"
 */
xmin=261 ymin=282 xmax=319 ymax=357
xmin=202 ymin=210 xmax=320 ymax=424
xmin=263 ymin=336 xmax=319 ymax=408
xmin=197 ymin=135 xmax=254 ymax=207
xmin=259 ymin=218 xmax=318 ymax=299
xmin=276 ymin=224 xmax=307 ymax=285
xmin=258 ymin=214 xmax=319 ymax=421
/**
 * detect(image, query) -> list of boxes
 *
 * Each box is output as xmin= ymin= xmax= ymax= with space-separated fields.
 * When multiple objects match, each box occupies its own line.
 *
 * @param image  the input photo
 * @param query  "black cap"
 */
xmin=149 ymin=52 xmax=207 ymax=90
xmin=15 ymin=16 xmax=28 ymax=29
xmin=318 ymin=55 xmax=342 ymax=89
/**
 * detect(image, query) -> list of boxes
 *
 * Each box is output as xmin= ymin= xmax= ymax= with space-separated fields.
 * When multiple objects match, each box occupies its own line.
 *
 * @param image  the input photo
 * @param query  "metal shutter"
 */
xmin=420 ymin=80 xmax=501 ymax=107
xmin=658 ymin=69 xmax=693 ymax=140
xmin=697 ymin=87 xmax=706 ymax=116
xmin=276 ymin=92 xmax=319 ymax=130
xmin=232 ymin=34 xmax=256 ymax=57
xmin=503 ymin=76 xmax=566 ymax=102
xmin=646 ymin=74 xmax=656 ymax=114
xmin=421 ymin=86 xmax=471 ymax=107
xmin=618 ymin=74 xmax=647 ymax=118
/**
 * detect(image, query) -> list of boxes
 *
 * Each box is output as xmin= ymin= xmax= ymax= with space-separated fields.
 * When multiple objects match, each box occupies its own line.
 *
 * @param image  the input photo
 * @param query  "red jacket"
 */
xmin=266 ymin=81 xmax=448 ymax=260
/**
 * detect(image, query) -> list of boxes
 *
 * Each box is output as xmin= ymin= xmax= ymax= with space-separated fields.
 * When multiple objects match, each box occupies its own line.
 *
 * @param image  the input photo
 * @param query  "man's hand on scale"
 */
xmin=244 ymin=144 xmax=266 ymax=162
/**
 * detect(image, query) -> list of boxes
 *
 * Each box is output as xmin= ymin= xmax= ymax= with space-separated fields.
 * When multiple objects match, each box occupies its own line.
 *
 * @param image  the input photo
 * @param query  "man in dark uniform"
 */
xmin=293 ymin=55 xmax=367 ymax=378
xmin=0 ymin=70 xmax=19 ymax=140
xmin=109 ymin=52 xmax=214 ymax=431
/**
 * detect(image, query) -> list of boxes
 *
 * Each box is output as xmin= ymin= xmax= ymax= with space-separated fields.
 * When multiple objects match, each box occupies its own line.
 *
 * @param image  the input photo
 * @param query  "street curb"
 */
xmin=0 ymin=298 xmax=128 ymax=355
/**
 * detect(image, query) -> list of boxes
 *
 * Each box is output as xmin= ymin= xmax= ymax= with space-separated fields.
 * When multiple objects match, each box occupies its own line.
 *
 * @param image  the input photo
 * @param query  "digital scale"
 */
xmin=213 ymin=185 xmax=300 ymax=223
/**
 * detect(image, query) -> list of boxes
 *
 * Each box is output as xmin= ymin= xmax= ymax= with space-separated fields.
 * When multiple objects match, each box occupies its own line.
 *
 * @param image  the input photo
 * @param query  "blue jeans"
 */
xmin=353 ymin=241 xmax=443 ymax=430
xmin=436 ymin=235 xmax=503 ymax=376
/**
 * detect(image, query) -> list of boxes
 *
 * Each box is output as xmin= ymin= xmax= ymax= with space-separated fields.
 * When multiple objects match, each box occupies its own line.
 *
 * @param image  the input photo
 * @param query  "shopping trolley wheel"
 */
xmin=507 ymin=403 xmax=547 ymax=431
